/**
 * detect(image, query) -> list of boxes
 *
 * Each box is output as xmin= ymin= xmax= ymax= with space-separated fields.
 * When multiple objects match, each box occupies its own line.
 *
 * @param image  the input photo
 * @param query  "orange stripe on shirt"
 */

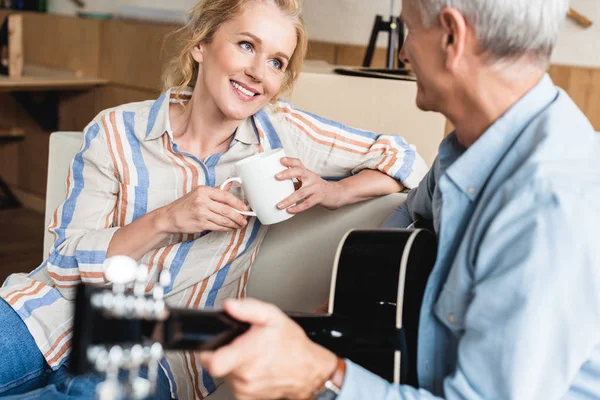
xmin=65 ymin=167 xmax=72 ymax=199
xmin=382 ymin=154 xmax=398 ymax=174
xmin=103 ymin=115 xmax=123 ymax=227
xmin=47 ymin=272 xmax=82 ymax=282
xmin=164 ymin=135 xmax=190 ymax=195
xmin=4 ymin=281 xmax=38 ymax=302
xmin=193 ymin=226 xmax=247 ymax=308
xmin=46 ymin=333 xmax=72 ymax=366
xmin=43 ymin=328 xmax=72 ymax=358
xmin=146 ymin=244 xmax=177 ymax=292
xmin=285 ymin=117 xmax=368 ymax=156
xmin=110 ymin=112 xmax=131 ymax=227
xmin=283 ymin=108 xmax=373 ymax=150
xmin=186 ymin=231 xmax=238 ymax=309
xmin=242 ymin=244 xmax=261 ymax=298
xmin=8 ymin=281 xmax=45 ymax=306
xmin=144 ymin=247 xmax=164 ymax=292
xmin=81 ymin=271 xmax=105 ymax=280
xmin=256 ymin=126 xmax=265 ymax=153
xmin=165 ymin=133 xmax=200 ymax=192
xmin=187 ymin=351 xmax=206 ymax=399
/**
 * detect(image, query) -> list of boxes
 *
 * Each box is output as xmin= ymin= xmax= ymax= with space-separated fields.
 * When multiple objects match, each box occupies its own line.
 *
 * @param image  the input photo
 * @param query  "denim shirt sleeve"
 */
xmin=338 ymin=360 xmax=443 ymax=400
xmin=381 ymin=160 xmax=437 ymax=228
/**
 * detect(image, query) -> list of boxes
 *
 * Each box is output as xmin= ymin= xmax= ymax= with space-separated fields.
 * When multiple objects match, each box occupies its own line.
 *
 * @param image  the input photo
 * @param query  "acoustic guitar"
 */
xmin=71 ymin=228 xmax=437 ymax=399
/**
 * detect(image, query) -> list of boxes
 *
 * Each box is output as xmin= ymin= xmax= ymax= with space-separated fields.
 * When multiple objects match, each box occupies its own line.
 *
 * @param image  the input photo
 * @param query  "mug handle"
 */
xmin=219 ymin=177 xmax=257 ymax=217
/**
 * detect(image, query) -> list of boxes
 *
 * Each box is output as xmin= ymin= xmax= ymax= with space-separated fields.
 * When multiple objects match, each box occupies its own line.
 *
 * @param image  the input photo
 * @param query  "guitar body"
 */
xmin=313 ymin=229 xmax=436 ymax=385
xmin=72 ymin=229 xmax=437 ymax=393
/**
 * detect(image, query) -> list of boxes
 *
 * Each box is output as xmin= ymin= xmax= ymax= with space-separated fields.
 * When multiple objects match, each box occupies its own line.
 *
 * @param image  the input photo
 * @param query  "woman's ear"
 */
xmin=191 ymin=43 xmax=204 ymax=63
xmin=439 ymin=7 xmax=467 ymax=70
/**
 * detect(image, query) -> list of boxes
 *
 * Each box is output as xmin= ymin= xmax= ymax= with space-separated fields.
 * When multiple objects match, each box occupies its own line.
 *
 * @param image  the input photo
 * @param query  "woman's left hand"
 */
xmin=275 ymin=157 xmax=344 ymax=213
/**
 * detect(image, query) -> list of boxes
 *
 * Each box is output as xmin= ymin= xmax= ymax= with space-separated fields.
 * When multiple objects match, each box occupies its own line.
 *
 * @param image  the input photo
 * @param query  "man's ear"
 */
xmin=439 ymin=7 xmax=467 ymax=70
xmin=191 ymin=42 xmax=204 ymax=63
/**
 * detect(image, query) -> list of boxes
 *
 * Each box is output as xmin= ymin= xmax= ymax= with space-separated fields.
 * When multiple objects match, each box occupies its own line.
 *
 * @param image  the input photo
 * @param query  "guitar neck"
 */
xmin=160 ymin=309 xmax=402 ymax=353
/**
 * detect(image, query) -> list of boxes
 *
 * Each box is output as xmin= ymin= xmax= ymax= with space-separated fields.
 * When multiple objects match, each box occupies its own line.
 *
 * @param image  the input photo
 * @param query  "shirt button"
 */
xmin=448 ymin=313 xmax=456 ymax=324
xmin=466 ymin=186 xmax=476 ymax=195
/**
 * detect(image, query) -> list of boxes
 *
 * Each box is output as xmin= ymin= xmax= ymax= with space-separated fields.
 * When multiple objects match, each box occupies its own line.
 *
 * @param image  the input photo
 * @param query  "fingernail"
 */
xmin=277 ymin=202 xmax=284 ymax=209
xmin=276 ymin=173 xmax=283 ymax=179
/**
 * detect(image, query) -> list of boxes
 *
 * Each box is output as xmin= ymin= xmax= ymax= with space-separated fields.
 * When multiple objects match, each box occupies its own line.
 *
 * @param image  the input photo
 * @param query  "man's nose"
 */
xmin=398 ymin=45 xmax=409 ymax=65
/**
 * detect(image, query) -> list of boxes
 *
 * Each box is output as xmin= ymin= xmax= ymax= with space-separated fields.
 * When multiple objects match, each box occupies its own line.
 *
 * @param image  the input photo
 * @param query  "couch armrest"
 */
xmin=247 ymin=193 xmax=406 ymax=312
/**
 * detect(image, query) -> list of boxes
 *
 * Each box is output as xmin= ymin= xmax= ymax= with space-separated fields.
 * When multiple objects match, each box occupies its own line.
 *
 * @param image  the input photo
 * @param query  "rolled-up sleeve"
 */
xmin=382 ymin=158 xmax=437 ymax=228
xmin=46 ymin=118 xmax=119 ymax=298
xmin=276 ymin=102 xmax=428 ymax=189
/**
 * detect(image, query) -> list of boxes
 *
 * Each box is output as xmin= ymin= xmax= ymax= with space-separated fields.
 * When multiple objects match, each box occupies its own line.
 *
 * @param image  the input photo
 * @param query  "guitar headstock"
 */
xmin=72 ymin=256 xmax=171 ymax=400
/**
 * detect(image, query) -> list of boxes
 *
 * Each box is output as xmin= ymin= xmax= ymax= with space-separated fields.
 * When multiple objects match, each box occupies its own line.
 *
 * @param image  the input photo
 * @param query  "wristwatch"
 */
xmin=314 ymin=358 xmax=346 ymax=400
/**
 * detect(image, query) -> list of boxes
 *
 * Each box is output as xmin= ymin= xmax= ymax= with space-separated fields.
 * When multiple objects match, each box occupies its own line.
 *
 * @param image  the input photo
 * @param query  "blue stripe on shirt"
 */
xmin=255 ymin=110 xmax=283 ymax=149
xmin=52 ymin=123 xmax=101 ymax=250
xmin=124 ymin=112 xmax=150 ymax=221
xmin=199 ymin=220 xmax=262 ymax=393
xmin=205 ymin=153 xmax=225 ymax=187
xmin=164 ymin=230 xmax=211 ymax=294
xmin=393 ymin=146 xmax=416 ymax=182
xmin=205 ymin=219 xmax=262 ymax=308
xmin=146 ymin=91 xmax=167 ymax=138
xmin=48 ymin=251 xmax=106 ymax=269
xmin=16 ymin=288 xmax=61 ymax=319
xmin=171 ymin=142 xmax=211 ymax=187
xmin=201 ymin=370 xmax=217 ymax=395
xmin=160 ymin=358 xmax=179 ymax=398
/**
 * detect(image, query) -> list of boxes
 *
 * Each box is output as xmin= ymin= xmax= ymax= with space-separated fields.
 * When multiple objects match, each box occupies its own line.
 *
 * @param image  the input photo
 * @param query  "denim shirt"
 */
xmin=337 ymin=75 xmax=600 ymax=399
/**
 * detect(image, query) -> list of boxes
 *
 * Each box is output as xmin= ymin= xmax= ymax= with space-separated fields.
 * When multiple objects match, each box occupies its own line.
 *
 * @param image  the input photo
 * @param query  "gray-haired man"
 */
xmin=199 ymin=0 xmax=600 ymax=398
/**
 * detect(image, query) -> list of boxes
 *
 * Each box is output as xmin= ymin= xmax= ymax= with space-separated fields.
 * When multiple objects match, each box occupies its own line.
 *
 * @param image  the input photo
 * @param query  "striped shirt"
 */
xmin=0 ymin=87 xmax=427 ymax=399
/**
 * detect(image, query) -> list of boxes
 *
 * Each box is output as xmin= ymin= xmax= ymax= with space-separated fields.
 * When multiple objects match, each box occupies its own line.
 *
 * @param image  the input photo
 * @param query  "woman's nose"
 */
xmin=245 ymin=59 xmax=265 ymax=82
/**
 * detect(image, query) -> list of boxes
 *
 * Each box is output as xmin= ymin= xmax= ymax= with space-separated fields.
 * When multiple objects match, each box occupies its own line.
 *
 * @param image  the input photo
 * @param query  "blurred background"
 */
xmin=0 ymin=0 xmax=598 ymax=278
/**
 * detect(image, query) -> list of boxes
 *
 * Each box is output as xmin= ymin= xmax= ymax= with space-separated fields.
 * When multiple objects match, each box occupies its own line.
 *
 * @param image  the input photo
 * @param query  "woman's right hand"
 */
xmin=155 ymin=185 xmax=250 ymax=233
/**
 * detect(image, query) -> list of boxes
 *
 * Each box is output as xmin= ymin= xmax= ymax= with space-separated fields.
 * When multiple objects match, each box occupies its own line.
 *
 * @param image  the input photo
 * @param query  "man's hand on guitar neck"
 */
xmin=197 ymin=298 xmax=340 ymax=400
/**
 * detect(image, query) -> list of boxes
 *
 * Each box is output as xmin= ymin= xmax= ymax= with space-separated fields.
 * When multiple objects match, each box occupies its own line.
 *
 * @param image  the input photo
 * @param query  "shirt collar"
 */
xmin=443 ymin=74 xmax=559 ymax=201
xmin=144 ymin=87 xmax=260 ymax=145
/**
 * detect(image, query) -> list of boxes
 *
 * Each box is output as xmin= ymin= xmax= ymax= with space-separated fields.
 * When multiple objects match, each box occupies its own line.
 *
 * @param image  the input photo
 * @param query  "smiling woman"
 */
xmin=0 ymin=0 xmax=428 ymax=399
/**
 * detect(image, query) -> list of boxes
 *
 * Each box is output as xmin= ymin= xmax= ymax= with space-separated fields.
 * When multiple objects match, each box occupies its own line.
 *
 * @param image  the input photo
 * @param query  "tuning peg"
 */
xmin=134 ymin=264 xmax=149 ymax=297
xmin=96 ymin=345 xmax=124 ymax=400
xmin=158 ymin=269 xmax=172 ymax=289
xmin=104 ymin=256 xmax=138 ymax=290
xmin=146 ymin=343 xmax=164 ymax=394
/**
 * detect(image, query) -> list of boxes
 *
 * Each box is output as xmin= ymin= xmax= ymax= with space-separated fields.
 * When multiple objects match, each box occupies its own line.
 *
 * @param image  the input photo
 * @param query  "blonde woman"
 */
xmin=0 ymin=0 xmax=427 ymax=398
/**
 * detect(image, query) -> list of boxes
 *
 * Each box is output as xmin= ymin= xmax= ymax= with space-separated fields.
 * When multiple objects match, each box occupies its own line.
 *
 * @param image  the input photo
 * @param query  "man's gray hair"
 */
xmin=411 ymin=0 xmax=568 ymax=66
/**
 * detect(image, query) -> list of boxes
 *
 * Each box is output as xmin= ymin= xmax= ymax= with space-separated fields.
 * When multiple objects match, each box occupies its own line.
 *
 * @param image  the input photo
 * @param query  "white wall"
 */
xmin=48 ymin=0 xmax=600 ymax=67
xmin=552 ymin=0 xmax=600 ymax=68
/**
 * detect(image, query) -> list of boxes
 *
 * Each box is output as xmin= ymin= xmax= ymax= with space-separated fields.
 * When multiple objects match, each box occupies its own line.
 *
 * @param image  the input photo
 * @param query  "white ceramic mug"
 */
xmin=219 ymin=148 xmax=295 ymax=225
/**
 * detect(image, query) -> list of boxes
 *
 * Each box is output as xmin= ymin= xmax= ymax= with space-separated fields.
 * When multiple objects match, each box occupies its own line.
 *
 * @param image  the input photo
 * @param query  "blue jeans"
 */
xmin=0 ymin=298 xmax=173 ymax=399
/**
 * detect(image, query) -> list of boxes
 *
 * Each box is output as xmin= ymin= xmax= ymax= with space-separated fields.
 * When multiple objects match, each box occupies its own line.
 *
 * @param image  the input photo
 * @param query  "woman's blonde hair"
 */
xmin=163 ymin=0 xmax=307 ymax=101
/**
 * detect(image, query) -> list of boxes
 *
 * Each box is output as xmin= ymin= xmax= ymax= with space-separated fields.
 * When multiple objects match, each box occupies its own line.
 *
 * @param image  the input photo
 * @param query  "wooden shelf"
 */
xmin=0 ymin=64 xmax=107 ymax=92
xmin=0 ymin=126 xmax=25 ymax=139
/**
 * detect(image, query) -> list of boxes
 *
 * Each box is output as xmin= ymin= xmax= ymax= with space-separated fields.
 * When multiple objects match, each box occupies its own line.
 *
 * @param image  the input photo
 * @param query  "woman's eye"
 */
xmin=269 ymin=59 xmax=283 ymax=70
xmin=240 ymin=41 xmax=253 ymax=51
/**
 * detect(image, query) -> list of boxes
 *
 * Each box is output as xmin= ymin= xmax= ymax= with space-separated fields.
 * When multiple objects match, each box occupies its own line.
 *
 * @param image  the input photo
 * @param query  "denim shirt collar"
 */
xmin=442 ymin=74 xmax=558 ymax=201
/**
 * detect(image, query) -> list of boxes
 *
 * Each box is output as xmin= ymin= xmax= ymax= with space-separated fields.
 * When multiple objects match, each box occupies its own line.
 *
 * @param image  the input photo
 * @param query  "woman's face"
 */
xmin=192 ymin=1 xmax=298 ymax=122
